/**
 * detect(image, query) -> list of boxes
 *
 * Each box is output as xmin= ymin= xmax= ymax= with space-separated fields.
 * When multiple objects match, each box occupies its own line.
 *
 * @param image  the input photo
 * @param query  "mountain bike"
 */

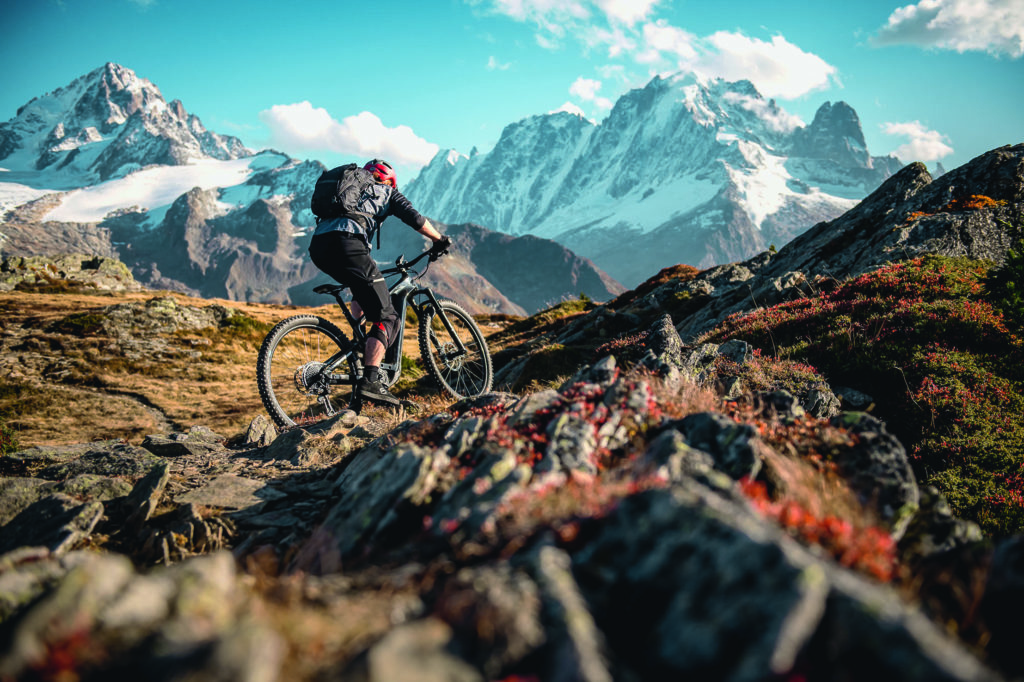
xmin=256 ymin=245 xmax=493 ymax=430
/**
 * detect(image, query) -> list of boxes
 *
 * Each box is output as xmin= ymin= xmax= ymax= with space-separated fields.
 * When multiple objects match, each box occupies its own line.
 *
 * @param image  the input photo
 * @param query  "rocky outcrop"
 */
xmin=486 ymin=144 xmax=1023 ymax=374
xmin=0 ymin=254 xmax=138 ymax=292
xmin=1 ymin=332 xmax=1015 ymax=680
xmin=673 ymin=143 xmax=1024 ymax=342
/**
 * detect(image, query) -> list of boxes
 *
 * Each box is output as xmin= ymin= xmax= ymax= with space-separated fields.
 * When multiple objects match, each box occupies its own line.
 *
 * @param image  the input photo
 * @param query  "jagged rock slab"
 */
xmin=573 ymin=486 xmax=1000 ymax=681
xmin=176 ymin=474 xmax=285 ymax=510
xmin=0 ymin=495 xmax=104 ymax=557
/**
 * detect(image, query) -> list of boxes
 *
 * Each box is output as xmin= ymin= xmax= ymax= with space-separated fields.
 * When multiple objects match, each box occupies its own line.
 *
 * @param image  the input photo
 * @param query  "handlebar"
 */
xmin=380 ymin=245 xmax=438 ymax=276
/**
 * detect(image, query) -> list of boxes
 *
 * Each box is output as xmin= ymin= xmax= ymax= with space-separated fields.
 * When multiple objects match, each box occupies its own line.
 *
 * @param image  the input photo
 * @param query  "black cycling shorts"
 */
xmin=308 ymin=231 xmax=399 ymax=345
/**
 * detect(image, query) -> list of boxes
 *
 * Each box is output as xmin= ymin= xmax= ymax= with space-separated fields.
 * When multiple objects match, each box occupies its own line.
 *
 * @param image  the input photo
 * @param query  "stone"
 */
xmin=142 ymin=426 xmax=227 ymax=458
xmin=448 ymin=391 xmax=521 ymax=416
xmin=508 ymin=389 xmax=561 ymax=426
xmin=262 ymin=410 xmax=362 ymax=465
xmin=0 ymin=495 xmax=104 ymax=557
xmin=644 ymin=314 xmax=686 ymax=370
xmin=0 ymin=478 xmax=53 ymax=526
xmin=349 ymin=618 xmax=483 ymax=682
xmin=898 ymin=486 xmax=982 ymax=561
xmin=761 ymin=390 xmax=806 ymax=421
xmin=245 ymin=414 xmax=277 ymax=447
xmin=678 ymin=412 xmax=764 ymax=481
xmin=642 ymin=430 xmax=724 ymax=488
xmin=123 ymin=461 xmax=171 ymax=531
xmin=434 ymin=564 xmax=544 ymax=678
xmin=832 ymin=385 xmax=875 ymax=410
xmin=718 ymin=339 xmax=753 ymax=364
xmin=563 ymin=355 xmax=619 ymax=389
xmin=0 ymin=552 xmax=135 ymax=678
xmin=545 ymin=413 xmax=599 ymax=475
xmin=176 ymin=474 xmax=285 ymax=510
xmin=35 ymin=441 xmax=164 ymax=480
xmin=573 ymin=486 xmax=1002 ymax=681
xmin=803 ymin=386 xmax=841 ymax=419
xmin=0 ymin=549 xmax=70 ymax=622
xmin=293 ymin=444 xmax=452 ymax=571
xmin=431 ymin=449 xmax=529 ymax=541
xmin=52 ymin=474 xmax=132 ymax=502
xmin=829 ymin=412 xmax=919 ymax=540
xmin=680 ymin=343 xmax=721 ymax=384
xmin=532 ymin=544 xmax=613 ymax=682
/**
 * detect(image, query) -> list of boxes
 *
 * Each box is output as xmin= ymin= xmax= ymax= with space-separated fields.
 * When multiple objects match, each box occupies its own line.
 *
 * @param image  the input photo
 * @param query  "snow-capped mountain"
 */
xmin=0 ymin=63 xmax=249 ymax=187
xmin=405 ymin=73 xmax=904 ymax=286
xmin=0 ymin=64 xmax=622 ymax=312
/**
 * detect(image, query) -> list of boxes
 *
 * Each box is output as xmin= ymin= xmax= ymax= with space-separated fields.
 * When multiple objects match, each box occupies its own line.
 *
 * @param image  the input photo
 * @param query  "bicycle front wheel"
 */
xmin=256 ymin=315 xmax=357 ymax=429
xmin=418 ymin=299 xmax=493 ymax=399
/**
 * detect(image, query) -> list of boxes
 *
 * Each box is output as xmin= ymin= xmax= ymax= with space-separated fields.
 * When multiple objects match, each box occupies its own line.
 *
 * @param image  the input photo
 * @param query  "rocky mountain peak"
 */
xmin=406 ymin=72 xmax=903 ymax=287
xmin=791 ymin=100 xmax=870 ymax=168
xmin=0 ymin=62 xmax=250 ymax=184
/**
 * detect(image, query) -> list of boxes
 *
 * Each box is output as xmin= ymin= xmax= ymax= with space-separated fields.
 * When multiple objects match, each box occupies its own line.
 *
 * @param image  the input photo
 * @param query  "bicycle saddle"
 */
xmin=313 ymin=284 xmax=347 ymax=295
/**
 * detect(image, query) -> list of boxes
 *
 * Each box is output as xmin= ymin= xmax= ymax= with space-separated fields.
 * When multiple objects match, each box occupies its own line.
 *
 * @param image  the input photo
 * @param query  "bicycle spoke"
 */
xmin=418 ymin=301 xmax=493 ymax=400
xmin=257 ymin=316 xmax=358 ymax=429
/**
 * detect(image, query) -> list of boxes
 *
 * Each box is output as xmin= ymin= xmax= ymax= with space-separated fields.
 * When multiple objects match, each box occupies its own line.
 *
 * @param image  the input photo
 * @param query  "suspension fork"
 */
xmin=418 ymin=289 xmax=468 ymax=357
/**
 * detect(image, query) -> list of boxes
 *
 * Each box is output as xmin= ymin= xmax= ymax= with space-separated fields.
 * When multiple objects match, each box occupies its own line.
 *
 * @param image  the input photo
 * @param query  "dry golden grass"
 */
xmin=0 ymin=287 xmax=512 ymax=448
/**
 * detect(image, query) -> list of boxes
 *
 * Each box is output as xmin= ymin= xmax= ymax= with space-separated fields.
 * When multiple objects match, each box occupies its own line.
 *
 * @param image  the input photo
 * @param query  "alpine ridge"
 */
xmin=0 ymin=64 xmax=622 ymax=314
xmin=405 ymin=73 xmax=905 ymax=286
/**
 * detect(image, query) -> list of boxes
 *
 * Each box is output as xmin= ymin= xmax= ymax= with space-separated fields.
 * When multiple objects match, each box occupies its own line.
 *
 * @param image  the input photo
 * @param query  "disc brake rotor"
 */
xmin=440 ymin=341 xmax=463 ymax=371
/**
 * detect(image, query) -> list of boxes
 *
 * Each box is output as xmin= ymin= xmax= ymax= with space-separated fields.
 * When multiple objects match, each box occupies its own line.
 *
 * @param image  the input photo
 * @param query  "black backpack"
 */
xmin=310 ymin=163 xmax=375 ymax=230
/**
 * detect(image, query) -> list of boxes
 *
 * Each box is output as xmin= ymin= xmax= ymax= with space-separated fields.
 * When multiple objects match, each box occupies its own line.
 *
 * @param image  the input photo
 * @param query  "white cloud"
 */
xmin=481 ymin=0 xmax=659 ymax=48
xmin=487 ymin=55 xmax=512 ymax=70
xmin=259 ymin=102 xmax=439 ymax=168
xmin=569 ymin=76 xmax=614 ymax=110
xmin=697 ymin=32 xmax=838 ymax=99
xmin=550 ymin=102 xmax=587 ymax=116
xmin=874 ymin=0 xmax=1024 ymax=58
xmin=486 ymin=0 xmax=658 ymax=27
xmin=882 ymin=120 xmax=954 ymax=162
xmin=722 ymin=92 xmax=804 ymax=133
xmin=594 ymin=0 xmax=661 ymax=26
xmin=569 ymin=77 xmax=602 ymax=100
xmin=584 ymin=25 xmax=636 ymax=58
xmin=472 ymin=1 xmax=839 ymax=100
xmin=636 ymin=19 xmax=698 ymax=65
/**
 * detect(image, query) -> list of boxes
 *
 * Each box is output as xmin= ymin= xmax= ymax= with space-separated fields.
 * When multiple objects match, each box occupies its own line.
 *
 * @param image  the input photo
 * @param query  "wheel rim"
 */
xmin=268 ymin=325 xmax=352 ymax=426
xmin=426 ymin=310 xmax=489 ymax=398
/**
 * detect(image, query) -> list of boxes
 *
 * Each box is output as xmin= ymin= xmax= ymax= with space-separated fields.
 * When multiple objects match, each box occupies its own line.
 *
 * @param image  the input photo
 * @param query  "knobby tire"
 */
xmin=256 ymin=315 xmax=355 ymax=430
xmin=417 ymin=299 xmax=493 ymax=399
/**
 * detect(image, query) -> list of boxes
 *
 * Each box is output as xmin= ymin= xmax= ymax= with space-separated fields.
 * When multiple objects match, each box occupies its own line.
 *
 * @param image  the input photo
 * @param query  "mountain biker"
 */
xmin=308 ymin=159 xmax=450 ymax=406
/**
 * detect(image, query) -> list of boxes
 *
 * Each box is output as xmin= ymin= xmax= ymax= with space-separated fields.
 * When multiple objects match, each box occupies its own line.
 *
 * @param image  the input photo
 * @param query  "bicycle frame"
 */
xmin=311 ymin=247 xmax=469 ymax=390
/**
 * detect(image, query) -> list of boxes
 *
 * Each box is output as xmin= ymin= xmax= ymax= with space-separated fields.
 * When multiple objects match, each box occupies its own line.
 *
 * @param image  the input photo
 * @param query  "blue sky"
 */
xmin=1 ymin=0 xmax=1022 ymax=182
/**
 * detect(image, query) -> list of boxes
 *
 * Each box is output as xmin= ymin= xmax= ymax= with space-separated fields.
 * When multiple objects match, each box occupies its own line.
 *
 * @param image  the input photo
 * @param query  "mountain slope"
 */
xmin=1 ymin=147 xmax=1022 ymax=681
xmin=406 ymin=73 xmax=904 ymax=286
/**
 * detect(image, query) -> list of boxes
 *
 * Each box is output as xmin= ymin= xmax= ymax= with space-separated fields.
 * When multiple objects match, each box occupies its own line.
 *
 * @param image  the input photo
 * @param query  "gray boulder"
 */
xmin=830 ymin=412 xmax=920 ymax=540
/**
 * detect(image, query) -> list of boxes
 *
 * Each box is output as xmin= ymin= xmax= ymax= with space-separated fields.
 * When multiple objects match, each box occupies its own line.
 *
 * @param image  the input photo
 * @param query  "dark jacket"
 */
xmin=312 ymin=182 xmax=426 ymax=246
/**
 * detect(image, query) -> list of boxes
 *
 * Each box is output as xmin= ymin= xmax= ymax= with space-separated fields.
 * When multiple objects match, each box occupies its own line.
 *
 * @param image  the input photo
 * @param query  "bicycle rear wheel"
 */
xmin=418 ymin=300 xmax=493 ymax=399
xmin=256 ymin=315 xmax=358 ymax=429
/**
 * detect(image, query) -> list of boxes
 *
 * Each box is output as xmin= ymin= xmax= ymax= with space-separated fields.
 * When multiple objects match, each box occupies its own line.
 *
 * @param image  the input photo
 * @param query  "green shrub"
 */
xmin=50 ymin=312 xmax=106 ymax=336
xmin=983 ymin=230 xmax=1024 ymax=331
xmin=0 ymin=421 xmax=19 ymax=457
xmin=703 ymin=255 xmax=1024 ymax=536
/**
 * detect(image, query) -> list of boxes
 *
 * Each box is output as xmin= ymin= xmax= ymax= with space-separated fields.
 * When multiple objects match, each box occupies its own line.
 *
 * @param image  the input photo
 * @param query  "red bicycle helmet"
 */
xmin=364 ymin=159 xmax=397 ymax=188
